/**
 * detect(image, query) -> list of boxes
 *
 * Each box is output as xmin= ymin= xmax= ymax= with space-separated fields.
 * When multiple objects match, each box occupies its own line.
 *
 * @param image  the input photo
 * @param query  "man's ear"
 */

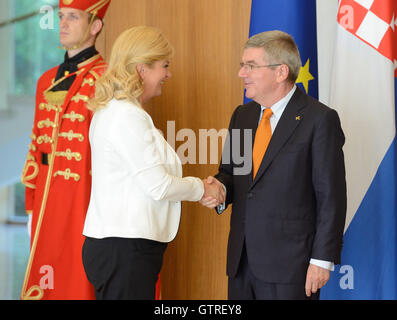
xmin=91 ymin=18 xmax=103 ymax=37
xmin=276 ymin=64 xmax=290 ymax=83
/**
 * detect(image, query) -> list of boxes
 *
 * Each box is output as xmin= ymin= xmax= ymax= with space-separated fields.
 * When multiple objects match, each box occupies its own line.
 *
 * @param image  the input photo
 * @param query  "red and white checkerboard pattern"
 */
xmin=337 ymin=0 xmax=397 ymax=76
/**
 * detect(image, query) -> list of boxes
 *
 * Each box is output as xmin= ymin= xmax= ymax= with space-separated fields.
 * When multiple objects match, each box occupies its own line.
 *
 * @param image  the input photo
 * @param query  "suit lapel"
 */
xmin=249 ymin=87 xmax=307 ymax=190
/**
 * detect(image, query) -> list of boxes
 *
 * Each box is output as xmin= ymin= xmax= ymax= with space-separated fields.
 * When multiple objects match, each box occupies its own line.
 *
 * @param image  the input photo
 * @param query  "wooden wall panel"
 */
xmin=100 ymin=0 xmax=251 ymax=299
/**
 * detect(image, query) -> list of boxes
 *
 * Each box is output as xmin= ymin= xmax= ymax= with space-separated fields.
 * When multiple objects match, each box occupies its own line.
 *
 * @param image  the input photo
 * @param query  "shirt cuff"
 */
xmin=216 ymin=184 xmax=227 ymax=214
xmin=216 ymin=202 xmax=225 ymax=214
xmin=310 ymin=258 xmax=335 ymax=271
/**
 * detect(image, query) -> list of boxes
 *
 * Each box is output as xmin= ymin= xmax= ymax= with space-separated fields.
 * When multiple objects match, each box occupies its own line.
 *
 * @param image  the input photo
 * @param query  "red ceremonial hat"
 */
xmin=59 ymin=0 xmax=111 ymax=19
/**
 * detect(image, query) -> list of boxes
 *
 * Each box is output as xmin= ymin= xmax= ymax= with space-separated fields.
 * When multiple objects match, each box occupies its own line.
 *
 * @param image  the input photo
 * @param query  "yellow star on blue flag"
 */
xmin=296 ymin=58 xmax=315 ymax=94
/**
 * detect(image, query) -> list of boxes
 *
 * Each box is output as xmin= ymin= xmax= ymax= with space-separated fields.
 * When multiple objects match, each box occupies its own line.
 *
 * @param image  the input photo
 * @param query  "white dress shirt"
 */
xmin=218 ymin=86 xmax=334 ymax=271
xmin=83 ymin=99 xmax=204 ymax=242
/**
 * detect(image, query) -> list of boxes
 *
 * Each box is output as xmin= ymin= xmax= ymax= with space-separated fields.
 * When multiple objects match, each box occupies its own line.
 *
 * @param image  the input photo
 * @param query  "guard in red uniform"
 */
xmin=20 ymin=0 xmax=111 ymax=300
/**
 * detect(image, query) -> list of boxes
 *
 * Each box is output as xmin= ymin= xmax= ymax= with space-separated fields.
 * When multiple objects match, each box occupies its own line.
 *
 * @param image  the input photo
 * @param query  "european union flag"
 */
xmin=247 ymin=0 xmax=318 ymax=100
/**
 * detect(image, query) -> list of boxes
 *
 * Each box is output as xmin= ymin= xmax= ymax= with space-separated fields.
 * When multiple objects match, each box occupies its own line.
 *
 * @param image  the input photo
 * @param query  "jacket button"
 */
xmin=247 ymin=192 xmax=253 ymax=199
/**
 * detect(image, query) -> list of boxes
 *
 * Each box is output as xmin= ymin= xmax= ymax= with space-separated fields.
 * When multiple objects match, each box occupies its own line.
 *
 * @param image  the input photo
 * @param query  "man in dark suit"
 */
xmin=201 ymin=30 xmax=347 ymax=300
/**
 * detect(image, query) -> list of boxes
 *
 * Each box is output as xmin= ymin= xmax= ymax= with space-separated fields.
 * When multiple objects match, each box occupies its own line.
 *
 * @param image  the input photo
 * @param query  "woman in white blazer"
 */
xmin=82 ymin=26 xmax=224 ymax=300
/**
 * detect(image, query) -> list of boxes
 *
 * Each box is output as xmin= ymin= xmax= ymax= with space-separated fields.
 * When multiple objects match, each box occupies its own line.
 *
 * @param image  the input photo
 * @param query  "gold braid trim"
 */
xmin=86 ymin=0 xmax=110 ymax=15
xmin=82 ymin=78 xmax=95 ymax=87
xmin=71 ymin=93 xmax=89 ymax=103
xmin=53 ymin=169 xmax=80 ymax=182
xmin=29 ymin=143 xmax=37 ymax=152
xmin=23 ymin=286 xmax=44 ymax=300
xmin=55 ymin=149 xmax=82 ymax=162
xmin=21 ymin=155 xmax=39 ymax=190
xmin=37 ymin=135 xmax=53 ymax=145
xmin=62 ymin=111 xmax=85 ymax=123
xmin=39 ymin=103 xmax=62 ymax=113
xmin=43 ymin=90 xmax=68 ymax=106
xmin=37 ymin=119 xmax=56 ymax=129
xmin=78 ymin=54 xmax=101 ymax=68
xmin=58 ymin=131 xmax=84 ymax=142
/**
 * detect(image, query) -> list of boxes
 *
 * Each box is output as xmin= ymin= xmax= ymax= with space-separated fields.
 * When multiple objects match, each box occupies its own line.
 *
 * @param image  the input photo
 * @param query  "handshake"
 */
xmin=200 ymin=176 xmax=225 ymax=208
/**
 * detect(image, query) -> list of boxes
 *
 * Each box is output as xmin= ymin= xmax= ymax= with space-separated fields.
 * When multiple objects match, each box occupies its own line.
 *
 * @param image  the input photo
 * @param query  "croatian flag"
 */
xmin=247 ymin=0 xmax=318 ymax=102
xmin=320 ymin=0 xmax=397 ymax=299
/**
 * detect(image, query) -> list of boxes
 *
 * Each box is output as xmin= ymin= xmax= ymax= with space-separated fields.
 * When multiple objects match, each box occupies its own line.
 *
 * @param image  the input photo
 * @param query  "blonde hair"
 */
xmin=245 ymin=30 xmax=302 ymax=83
xmin=88 ymin=26 xmax=174 ymax=111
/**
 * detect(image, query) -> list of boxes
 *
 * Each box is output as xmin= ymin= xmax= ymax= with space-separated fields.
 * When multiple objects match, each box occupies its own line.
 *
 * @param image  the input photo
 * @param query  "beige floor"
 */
xmin=0 ymin=223 xmax=30 ymax=300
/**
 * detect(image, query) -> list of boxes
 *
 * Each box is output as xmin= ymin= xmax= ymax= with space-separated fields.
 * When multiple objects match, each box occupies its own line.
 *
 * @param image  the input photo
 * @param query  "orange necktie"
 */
xmin=252 ymin=108 xmax=273 ymax=179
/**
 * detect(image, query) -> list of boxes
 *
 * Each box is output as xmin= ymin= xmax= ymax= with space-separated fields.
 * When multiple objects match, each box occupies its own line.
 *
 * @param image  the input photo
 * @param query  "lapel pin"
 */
xmin=296 ymin=116 xmax=301 ymax=121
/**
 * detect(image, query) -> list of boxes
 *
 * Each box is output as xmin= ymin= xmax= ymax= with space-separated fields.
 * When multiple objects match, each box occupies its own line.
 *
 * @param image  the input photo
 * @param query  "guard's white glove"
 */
xmin=27 ymin=214 xmax=32 ymax=238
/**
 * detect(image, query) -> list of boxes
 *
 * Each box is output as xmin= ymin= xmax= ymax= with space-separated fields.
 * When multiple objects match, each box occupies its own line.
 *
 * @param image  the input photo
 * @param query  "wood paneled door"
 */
xmin=97 ymin=0 xmax=251 ymax=299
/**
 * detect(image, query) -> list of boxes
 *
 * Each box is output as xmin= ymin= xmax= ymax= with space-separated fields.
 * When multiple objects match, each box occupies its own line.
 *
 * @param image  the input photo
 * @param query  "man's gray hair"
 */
xmin=245 ymin=30 xmax=302 ymax=83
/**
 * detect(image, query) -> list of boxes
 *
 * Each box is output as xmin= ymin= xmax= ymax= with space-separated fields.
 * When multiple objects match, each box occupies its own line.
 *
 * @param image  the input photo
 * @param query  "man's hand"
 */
xmin=200 ymin=176 xmax=225 ymax=208
xmin=305 ymin=263 xmax=330 ymax=297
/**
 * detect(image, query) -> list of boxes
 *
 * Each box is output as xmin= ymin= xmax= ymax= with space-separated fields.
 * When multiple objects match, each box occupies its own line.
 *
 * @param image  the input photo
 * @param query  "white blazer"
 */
xmin=83 ymin=99 xmax=204 ymax=242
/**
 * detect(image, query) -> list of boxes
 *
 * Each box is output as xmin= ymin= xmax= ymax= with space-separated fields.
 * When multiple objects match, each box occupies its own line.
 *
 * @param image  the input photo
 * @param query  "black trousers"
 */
xmin=228 ymin=242 xmax=320 ymax=300
xmin=82 ymin=236 xmax=167 ymax=300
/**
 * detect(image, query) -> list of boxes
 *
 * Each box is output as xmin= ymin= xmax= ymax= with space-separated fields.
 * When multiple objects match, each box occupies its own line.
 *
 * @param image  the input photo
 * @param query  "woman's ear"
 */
xmin=136 ymin=64 xmax=145 ymax=79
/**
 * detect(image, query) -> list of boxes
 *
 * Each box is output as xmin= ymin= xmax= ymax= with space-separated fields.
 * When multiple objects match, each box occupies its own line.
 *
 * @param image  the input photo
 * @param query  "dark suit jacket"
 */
xmin=215 ymin=87 xmax=347 ymax=285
